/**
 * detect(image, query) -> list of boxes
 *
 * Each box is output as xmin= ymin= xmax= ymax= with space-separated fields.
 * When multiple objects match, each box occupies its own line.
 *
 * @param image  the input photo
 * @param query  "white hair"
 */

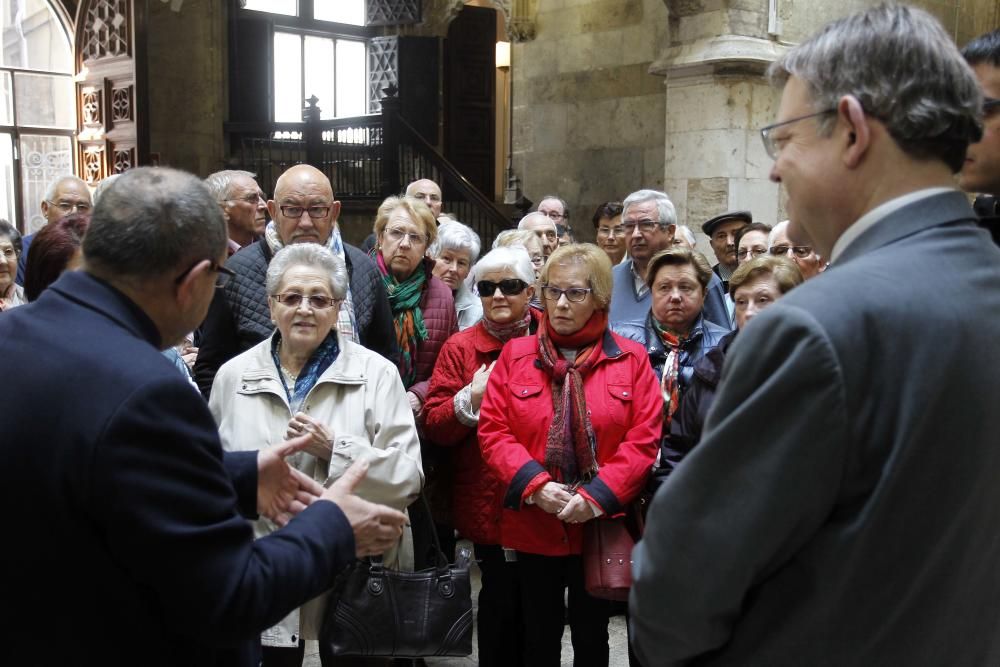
xmin=675 ymin=224 xmax=696 ymax=247
xmin=429 ymin=220 xmax=481 ymax=263
xmin=468 ymin=245 xmax=535 ymax=288
xmin=622 ymin=189 xmax=677 ymax=227
xmin=768 ymin=220 xmax=790 ymax=247
xmin=265 ymin=243 xmax=348 ymax=299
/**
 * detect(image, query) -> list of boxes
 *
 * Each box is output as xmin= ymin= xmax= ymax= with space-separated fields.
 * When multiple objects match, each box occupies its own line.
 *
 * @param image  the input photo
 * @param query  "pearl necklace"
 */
xmin=277 ymin=341 xmax=301 ymax=383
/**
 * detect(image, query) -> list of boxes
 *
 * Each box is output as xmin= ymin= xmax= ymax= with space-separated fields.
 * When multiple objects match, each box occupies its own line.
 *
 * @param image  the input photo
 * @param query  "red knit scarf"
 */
xmin=537 ymin=310 xmax=607 ymax=484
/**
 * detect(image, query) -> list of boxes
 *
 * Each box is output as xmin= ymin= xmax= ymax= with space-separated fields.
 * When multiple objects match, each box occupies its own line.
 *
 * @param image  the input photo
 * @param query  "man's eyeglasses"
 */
xmin=541 ymin=285 xmax=593 ymax=303
xmin=760 ymin=109 xmax=836 ymax=159
xmin=597 ymin=225 xmax=625 ymax=238
xmin=225 ymin=192 xmax=265 ymax=205
xmin=477 ymin=278 xmax=529 ymax=297
xmin=46 ymin=200 xmax=91 ymax=214
xmin=738 ymin=247 xmax=768 ymax=260
xmin=279 ymin=205 xmax=330 ymax=219
xmin=384 ymin=227 xmax=428 ymax=246
xmin=270 ymin=292 xmax=340 ymax=310
xmin=412 ymin=193 xmax=442 ymax=203
xmin=175 ymin=259 xmax=235 ymax=288
xmin=769 ymin=244 xmax=814 ymax=259
xmin=621 ymin=219 xmax=662 ymax=235
xmin=541 ymin=210 xmax=566 ymax=221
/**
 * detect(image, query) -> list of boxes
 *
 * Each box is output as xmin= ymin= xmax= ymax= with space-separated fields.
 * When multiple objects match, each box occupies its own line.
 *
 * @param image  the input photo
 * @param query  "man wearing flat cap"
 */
xmin=702 ymin=210 xmax=751 ymax=293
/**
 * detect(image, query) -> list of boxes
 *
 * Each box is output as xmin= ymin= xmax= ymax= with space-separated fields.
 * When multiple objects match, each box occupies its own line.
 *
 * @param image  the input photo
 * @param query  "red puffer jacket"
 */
xmin=408 ymin=258 xmax=458 ymax=404
xmin=423 ymin=311 xmax=542 ymax=545
xmin=478 ymin=329 xmax=661 ymax=556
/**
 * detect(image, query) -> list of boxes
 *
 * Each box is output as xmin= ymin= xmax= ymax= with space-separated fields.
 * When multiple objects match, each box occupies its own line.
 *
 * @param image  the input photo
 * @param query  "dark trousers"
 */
xmin=474 ymin=543 xmax=525 ymax=667
xmin=517 ymin=552 xmax=610 ymax=667
xmin=261 ymin=641 xmax=304 ymax=667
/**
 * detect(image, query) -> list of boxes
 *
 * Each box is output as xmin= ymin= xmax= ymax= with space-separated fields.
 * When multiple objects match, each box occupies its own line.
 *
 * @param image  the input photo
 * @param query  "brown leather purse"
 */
xmin=582 ymin=504 xmax=645 ymax=601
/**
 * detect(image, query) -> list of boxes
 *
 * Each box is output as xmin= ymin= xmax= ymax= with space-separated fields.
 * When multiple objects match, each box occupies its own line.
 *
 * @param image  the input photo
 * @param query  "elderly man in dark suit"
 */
xmin=631 ymin=5 xmax=1000 ymax=666
xmin=0 ymin=167 xmax=407 ymax=666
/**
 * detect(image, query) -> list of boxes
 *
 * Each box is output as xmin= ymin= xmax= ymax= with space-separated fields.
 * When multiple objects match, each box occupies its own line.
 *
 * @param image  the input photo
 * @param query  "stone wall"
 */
xmin=146 ymin=0 xmax=226 ymax=178
xmin=510 ymin=0 xmax=669 ymax=242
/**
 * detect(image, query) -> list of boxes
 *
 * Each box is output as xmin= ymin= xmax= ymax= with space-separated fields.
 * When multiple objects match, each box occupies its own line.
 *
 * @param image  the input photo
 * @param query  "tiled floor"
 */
xmin=304 ymin=543 xmax=631 ymax=666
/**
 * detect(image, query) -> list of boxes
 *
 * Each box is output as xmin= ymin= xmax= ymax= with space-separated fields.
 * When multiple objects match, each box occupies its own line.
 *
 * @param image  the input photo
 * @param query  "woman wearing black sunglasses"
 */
xmin=424 ymin=245 xmax=543 ymax=666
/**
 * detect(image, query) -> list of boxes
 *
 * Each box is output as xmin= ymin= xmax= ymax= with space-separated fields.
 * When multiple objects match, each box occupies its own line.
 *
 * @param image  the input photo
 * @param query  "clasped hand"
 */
xmin=531 ymin=482 xmax=597 ymax=524
xmin=285 ymin=412 xmax=333 ymax=461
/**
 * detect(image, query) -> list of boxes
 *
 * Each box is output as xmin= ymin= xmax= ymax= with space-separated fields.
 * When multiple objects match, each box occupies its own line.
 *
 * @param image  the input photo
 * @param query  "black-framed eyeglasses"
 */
xmin=45 ymin=199 xmax=91 ymax=214
xmin=760 ymin=108 xmax=837 ymax=159
xmin=621 ymin=219 xmax=662 ymax=234
xmin=269 ymin=292 xmax=340 ymax=310
xmin=477 ymin=278 xmax=529 ymax=297
xmin=769 ymin=244 xmax=814 ymax=259
xmin=279 ymin=205 xmax=331 ymax=219
xmin=984 ymin=97 xmax=1000 ymax=115
xmin=175 ymin=259 xmax=235 ymax=288
xmin=541 ymin=285 xmax=593 ymax=303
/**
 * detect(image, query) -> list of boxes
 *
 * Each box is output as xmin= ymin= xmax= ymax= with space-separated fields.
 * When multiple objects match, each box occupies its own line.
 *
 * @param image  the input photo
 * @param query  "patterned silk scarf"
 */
xmin=537 ymin=310 xmax=608 ymax=484
xmin=270 ymin=331 xmax=341 ymax=413
xmin=654 ymin=320 xmax=683 ymax=429
xmin=372 ymin=250 xmax=428 ymax=388
xmin=482 ymin=308 xmax=532 ymax=343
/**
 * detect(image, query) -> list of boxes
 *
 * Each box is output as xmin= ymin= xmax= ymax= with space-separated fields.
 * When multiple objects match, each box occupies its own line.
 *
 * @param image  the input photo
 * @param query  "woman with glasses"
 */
xmin=210 ymin=243 xmax=423 ymax=667
xmin=430 ymin=220 xmax=484 ymax=330
xmin=478 ymin=244 xmax=661 ymax=666
xmin=668 ymin=255 xmax=802 ymax=466
xmin=0 ymin=221 xmax=25 ymax=312
xmin=371 ymin=195 xmax=458 ymax=569
xmin=591 ymin=201 xmax=626 ymax=265
xmin=424 ymin=245 xmax=542 ymax=666
xmin=735 ymin=222 xmax=772 ymax=265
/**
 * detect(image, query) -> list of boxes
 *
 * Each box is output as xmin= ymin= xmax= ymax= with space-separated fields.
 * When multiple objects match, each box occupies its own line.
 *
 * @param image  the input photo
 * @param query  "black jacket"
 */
xmin=194 ymin=239 xmax=398 ymax=398
xmin=0 ymin=271 xmax=356 ymax=666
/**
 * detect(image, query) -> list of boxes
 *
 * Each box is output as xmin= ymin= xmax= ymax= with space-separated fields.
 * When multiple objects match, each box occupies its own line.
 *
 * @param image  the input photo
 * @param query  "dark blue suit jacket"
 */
xmin=0 ymin=271 xmax=356 ymax=666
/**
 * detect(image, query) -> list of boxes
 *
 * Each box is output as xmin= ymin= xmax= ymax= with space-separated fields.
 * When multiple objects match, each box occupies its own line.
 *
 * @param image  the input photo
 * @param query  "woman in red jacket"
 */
xmin=424 ymin=245 xmax=541 ymax=666
xmin=478 ymin=244 xmax=661 ymax=666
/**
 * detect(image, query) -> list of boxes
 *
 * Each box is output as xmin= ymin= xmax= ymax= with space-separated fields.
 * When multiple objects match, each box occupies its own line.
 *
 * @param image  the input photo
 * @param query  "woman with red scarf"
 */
xmin=478 ymin=244 xmax=661 ymax=666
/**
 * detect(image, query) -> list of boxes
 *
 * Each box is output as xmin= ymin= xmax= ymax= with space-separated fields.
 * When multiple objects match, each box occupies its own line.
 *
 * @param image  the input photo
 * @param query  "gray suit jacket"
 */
xmin=631 ymin=190 xmax=1000 ymax=666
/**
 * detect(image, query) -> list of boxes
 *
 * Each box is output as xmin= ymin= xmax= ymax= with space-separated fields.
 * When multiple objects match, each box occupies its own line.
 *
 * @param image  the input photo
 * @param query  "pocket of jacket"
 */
xmin=605 ymin=383 xmax=633 ymax=427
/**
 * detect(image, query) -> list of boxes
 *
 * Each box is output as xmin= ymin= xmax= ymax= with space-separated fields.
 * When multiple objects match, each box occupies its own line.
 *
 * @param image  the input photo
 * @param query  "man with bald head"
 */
xmin=195 ymin=164 xmax=397 ymax=397
xmin=16 ymin=175 xmax=92 ymax=283
xmin=405 ymin=178 xmax=443 ymax=218
xmin=517 ymin=211 xmax=559 ymax=259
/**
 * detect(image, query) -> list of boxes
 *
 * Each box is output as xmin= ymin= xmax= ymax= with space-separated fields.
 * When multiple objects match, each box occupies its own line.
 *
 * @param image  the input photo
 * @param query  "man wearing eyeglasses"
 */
xmin=610 ymin=189 xmax=731 ymax=336
xmin=204 ymin=169 xmax=268 ymax=255
xmin=959 ymin=29 xmax=1000 ymax=241
xmin=767 ymin=219 xmax=825 ymax=279
xmin=195 ymin=164 xmax=397 ymax=398
xmin=15 ymin=174 xmax=92 ymax=284
xmin=405 ymin=178 xmax=444 ymax=218
xmin=537 ymin=195 xmax=573 ymax=246
xmin=632 ymin=6 xmax=1000 ymax=666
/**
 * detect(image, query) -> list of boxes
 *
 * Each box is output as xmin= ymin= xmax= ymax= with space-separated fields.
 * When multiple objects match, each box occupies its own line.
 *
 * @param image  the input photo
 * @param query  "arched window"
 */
xmin=0 ymin=0 xmax=74 ymax=234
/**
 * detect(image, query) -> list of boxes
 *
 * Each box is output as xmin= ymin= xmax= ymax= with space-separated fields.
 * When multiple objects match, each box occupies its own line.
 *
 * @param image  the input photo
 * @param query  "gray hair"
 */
xmin=204 ymin=170 xmax=257 ymax=202
xmin=493 ymin=229 xmax=537 ymax=250
xmin=768 ymin=3 xmax=982 ymax=173
xmin=0 ymin=219 xmax=22 ymax=257
xmin=623 ymin=189 xmax=677 ymax=227
xmin=83 ymin=167 xmax=227 ymax=280
xmin=675 ymin=224 xmax=696 ymax=247
xmin=43 ymin=175 xmax=89 ymax=204
xmin=768 ymin=220 xmax=789 ymax=248
xmin=469 ymin=245 xmax=535 ymax=287
xmin=517 ymin=211 xmax=557 ymax=232
xmin=265 ymin=243 xmax=348 ymax=299
xmin=962 ymin=29 xmax=1000 ymax=67
xmin=538 ymin=195 xmax=570 ymax=220
xmin=92 ymin=174 xmax=120 ymax=205
xmin=429 ymin=220 xmax=482 ymax=263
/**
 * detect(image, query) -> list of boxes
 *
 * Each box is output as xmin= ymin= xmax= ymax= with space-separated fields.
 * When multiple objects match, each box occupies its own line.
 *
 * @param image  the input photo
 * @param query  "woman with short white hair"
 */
xmin=430 ymin=220 xmax=483 ymax=330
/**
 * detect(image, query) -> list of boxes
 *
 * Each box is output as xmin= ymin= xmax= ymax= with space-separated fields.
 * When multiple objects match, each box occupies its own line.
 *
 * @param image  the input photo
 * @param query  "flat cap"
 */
xmin=702 ymin=210 xmax=752 ymax=236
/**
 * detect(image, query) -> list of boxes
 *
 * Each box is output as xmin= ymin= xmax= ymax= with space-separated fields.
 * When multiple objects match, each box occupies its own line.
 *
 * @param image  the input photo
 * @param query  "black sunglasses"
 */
xmin=477 ymin=278 xmax=529 ymax=296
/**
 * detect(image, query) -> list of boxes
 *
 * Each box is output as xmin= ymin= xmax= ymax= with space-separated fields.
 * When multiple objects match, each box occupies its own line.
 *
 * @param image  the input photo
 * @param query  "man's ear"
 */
xmin=174 ymin=259 xmax=212 ymax=309
xmin=840 ymin=95 xmax=870 ymax=169
xmin=40 ymin=200 xmax=50 ymax=217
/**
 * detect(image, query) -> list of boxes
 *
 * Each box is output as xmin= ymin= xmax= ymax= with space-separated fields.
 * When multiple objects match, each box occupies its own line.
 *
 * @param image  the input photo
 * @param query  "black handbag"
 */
xmin=319 ymin=495 xmax=474 ymax=659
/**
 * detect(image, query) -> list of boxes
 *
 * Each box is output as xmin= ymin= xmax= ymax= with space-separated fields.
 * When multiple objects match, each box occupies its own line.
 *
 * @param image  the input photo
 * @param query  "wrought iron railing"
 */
xmin=223 ymin=91 xmax=518 ymax=247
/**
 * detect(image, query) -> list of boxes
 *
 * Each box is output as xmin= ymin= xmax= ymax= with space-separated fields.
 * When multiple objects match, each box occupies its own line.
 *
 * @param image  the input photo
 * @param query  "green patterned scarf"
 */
xmin=374 ymin=251 xmax=428 ymax=387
